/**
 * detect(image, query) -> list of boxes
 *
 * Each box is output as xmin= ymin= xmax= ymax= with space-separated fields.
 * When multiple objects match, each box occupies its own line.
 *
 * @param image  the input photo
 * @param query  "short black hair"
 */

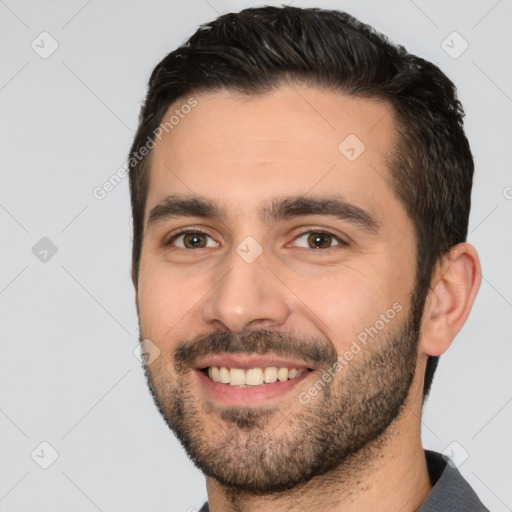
xmin=128 ymin=5 xmax=474 ymax=402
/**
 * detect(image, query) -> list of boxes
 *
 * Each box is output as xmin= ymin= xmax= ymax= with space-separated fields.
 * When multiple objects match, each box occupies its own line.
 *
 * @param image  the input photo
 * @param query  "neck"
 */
xmin=205 ymin=385 xmax=432 ymax=512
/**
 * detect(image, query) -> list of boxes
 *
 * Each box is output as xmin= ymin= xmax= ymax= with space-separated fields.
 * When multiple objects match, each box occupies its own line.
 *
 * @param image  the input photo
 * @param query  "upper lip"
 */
xmin=193 ymin=354 xmax=316 ymax=371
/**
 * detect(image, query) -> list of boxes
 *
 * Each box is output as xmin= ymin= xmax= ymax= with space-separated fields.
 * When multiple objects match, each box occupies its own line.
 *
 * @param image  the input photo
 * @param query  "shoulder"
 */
xmin=418 ymin=450 xmax=490 ymax=512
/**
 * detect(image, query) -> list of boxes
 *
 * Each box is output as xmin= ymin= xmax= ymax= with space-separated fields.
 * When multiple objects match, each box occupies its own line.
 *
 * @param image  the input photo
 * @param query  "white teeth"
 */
xmin=264 ymin=367 xmax=278 ymax=383
xmin=229 ymin=368 xmax=245 ymax=386
xmin=277 ymin=368 xmax=289 ymax=382
xmin=206 ymin=366 xmax=307 ymax=386
xmin=245 ymin=368 xmax=264 ymax=386
xmin=219 ymin=366 xmax=230 ymax=383
xmin=288 ymin=368 xmax=299 ymax=379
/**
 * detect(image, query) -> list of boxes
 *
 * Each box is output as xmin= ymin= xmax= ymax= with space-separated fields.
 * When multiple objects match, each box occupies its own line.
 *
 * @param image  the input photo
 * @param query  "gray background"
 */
xmin=1 ymin=0 xmax=511 ymax=510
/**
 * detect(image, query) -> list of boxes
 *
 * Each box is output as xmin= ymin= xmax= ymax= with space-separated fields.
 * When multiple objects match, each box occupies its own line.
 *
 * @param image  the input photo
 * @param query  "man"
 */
xmin=128 ymin=6 xmax=488 ymax=511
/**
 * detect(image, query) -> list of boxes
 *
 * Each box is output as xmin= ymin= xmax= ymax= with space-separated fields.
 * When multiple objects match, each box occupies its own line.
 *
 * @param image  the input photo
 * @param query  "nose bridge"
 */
xmin=201 ymin=241 xmax=290 ymax=333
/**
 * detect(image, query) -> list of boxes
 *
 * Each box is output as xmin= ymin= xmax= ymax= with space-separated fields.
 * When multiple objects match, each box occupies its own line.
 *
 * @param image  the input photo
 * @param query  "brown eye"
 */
xmin=182 ymin=232 xmax=207 ymax=248
xmin=307 ymin=232 xmax=334 ymax=249
xmin=293 ymin=230 xmax=346 ymax=249
xmin=167 ymin=230 xmax=218 ymax=249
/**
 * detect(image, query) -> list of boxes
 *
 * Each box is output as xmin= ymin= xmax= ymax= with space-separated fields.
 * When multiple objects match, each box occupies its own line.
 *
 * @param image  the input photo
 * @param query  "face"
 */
xmin=135 ymin=84 xmax=423 ymax=493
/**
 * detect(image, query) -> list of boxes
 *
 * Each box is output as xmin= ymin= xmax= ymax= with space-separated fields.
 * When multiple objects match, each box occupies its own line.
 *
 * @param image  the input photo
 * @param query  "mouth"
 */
xmin=201 ymin=365 xmax=311 ymax=386
xmin=192 ymin=355 xmax=316 ymax=406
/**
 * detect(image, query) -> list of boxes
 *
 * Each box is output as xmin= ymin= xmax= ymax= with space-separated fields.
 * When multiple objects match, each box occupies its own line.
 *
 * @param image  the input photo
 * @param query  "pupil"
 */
xmin=185 ymin=233 xmax=205 ymax=248
xmin=309 ymin=232 xmax=330 ymax=249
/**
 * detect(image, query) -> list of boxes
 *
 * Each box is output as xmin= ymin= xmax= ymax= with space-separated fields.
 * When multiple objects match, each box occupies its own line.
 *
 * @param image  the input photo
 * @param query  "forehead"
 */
xmin=145 ymin=84 xmax=402 ymax=226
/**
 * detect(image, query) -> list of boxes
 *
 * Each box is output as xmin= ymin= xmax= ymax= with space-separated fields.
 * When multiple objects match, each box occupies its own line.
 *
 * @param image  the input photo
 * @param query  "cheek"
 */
xmin=286 ymin=263 xmax=390 ymax=342
xmin=294 ymin=260 xmax=410 ymax=350
xmin=137 ymin=262 xmax=193 ymax=338
xmin=137 ymin=257 xmax=229 ymax=350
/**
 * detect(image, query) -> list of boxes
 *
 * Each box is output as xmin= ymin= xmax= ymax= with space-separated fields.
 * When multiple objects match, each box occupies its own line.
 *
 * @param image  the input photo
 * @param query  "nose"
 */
xmin=201 ymin=245 xmax=291 ymax=334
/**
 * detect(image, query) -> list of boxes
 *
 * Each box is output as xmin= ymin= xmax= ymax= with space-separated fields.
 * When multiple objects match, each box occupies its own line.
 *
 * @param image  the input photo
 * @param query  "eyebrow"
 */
xmin=146 ymin=194 xmax=381 ymax=235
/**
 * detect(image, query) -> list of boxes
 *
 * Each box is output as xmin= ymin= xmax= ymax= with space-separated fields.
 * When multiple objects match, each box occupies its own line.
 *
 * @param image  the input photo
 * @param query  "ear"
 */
xmin=419 ymin=243 xmax=481 ymax=357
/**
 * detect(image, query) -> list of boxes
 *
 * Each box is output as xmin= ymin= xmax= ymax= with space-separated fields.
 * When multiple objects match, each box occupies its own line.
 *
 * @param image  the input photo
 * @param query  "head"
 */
xmin=128 ymin=6 xmax=480 ymax=494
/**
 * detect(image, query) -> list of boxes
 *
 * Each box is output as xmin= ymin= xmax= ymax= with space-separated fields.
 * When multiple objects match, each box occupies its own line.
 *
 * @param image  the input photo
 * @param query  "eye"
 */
xmin=164 ymin=228 xmax=348 ymax=250
xmin=166 ymin=229 xmax=218 ymax=249
xmin=292 ymin=230 xmax=348 ymax=249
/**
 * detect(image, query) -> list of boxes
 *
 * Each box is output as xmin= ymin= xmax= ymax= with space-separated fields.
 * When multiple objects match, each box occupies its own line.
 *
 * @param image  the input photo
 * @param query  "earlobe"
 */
xmin=419 ymin=243 xmax=481 ymax=357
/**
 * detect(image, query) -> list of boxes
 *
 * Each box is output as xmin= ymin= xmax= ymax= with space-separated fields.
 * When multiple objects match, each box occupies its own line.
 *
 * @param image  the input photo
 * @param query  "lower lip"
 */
xmin=194 ymin=369 xmax=313 ymax=407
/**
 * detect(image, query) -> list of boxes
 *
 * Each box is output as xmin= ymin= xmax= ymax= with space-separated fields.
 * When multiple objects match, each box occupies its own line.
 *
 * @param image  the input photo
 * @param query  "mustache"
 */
xmin=173 ymin=328 xmax=338 ymax=373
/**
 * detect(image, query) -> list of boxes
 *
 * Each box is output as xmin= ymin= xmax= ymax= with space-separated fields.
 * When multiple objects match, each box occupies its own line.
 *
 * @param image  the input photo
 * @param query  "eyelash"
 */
xmin=164 ymin=227 xmax=349 ymax=250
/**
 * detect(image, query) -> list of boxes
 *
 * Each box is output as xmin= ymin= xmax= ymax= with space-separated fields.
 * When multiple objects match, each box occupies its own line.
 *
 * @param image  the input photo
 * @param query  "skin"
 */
xmin=133 ymin=84 xmax=481 ymax=512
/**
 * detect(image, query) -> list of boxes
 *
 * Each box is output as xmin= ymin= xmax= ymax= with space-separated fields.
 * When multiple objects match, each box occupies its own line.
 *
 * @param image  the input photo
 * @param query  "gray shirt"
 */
xmin=198 ymin=450 xmax=489 ymax=511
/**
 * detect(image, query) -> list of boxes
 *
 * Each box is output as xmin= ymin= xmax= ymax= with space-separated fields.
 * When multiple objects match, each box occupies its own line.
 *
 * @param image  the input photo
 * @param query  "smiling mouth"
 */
xmin=202 ymin=366 xmax=312 ymax=387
